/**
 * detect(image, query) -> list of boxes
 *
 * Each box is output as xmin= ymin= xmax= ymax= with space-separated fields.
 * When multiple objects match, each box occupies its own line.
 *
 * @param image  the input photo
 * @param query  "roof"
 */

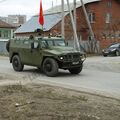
xmin=15 ymin=12 xmax=69 ymax=33
xmin=15 ymin=0 xmax=100 ymax=34
xmin=44 ymin=0 xmax=100 ymax=15
xmin=0 ymin=19 xmax=15 ymax=28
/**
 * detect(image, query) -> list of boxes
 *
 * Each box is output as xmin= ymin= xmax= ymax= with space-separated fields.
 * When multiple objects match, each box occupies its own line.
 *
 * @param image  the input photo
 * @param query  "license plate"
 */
xmin=72 ymin=61 xmax=79 ymax=65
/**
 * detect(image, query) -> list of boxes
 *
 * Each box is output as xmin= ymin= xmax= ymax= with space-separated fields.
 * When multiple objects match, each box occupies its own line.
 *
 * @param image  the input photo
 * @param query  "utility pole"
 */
xmin=80 ymin=0 xmax=97 ymax=53
xmin=73 ymin=0 xmax=77 ymax=48
xmin=66 ymin=0 xmax=80 ymax=51
xmin=52 ymin=1 xmax=53 ymax=8
xmin=61 ymin=0 xmax=65 ymax=38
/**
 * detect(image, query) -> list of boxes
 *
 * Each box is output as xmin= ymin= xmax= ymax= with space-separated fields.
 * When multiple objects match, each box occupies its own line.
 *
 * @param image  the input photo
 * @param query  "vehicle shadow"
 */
xmin=22 ymin=67 xmax=83 ymax=78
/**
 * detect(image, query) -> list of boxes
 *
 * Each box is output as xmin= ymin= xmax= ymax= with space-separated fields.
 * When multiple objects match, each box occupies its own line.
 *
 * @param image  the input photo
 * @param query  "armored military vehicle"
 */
xmin=7 ymin=37 xmax=86 ymax=77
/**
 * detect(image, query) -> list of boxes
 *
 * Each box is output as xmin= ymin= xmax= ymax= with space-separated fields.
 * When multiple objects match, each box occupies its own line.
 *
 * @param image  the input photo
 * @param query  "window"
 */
xmin=41 ymin=40 xmax=47 ymax=48
xmin=105 ymin=13 xmax=112 ymax=23
xmin=3 ymin=31 xmax=9 ymax=38
xmin=107 ymin=1 xmax=112 ymax=8
xmin=88 ymin=13 xmax=95 ymax=23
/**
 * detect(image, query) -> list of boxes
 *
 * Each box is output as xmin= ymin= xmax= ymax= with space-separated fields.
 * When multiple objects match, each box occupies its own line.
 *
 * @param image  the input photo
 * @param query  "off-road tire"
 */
xmin=12 ymin=55 xmax=24 ymax=71
xmin=115 ymin=51 xmax=120 ymax=56
xmin=69 ymin=65 xmax=83 ymax=74
xmin=42 ymin=58 xmax=58 ymax=77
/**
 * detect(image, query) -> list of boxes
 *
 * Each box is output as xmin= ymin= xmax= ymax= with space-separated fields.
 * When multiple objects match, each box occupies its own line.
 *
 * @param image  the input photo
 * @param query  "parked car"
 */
xmin=102 ymin=43 xmax=120 ymax=57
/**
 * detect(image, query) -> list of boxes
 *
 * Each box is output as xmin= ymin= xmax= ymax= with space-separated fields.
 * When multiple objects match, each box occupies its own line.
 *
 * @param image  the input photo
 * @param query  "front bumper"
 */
xmin=59 ymin=61 xmax=83 ymax=69
xmin=102 ymin=51 xmax=116 ymax=56
xmin=58 ymin=53 xmax=86 ymax=69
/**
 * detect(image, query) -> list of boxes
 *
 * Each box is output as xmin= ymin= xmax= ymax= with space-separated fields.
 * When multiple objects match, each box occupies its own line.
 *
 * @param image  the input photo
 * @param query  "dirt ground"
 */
xmin=0 ymin=84 xmax=120 ymax=120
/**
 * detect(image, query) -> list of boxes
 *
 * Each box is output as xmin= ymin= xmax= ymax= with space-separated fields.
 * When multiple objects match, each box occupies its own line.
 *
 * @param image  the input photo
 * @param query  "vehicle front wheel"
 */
xmin=69 ymin=65 xmax=83 ymax=74
xmin=12 ymin=55 xmax=24 ymax=71
xmin=42 ymin=58 xmax=58 ymax=77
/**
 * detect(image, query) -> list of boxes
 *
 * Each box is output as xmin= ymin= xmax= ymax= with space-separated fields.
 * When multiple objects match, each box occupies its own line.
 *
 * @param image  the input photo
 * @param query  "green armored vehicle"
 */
xmin=7 ymin=37 xmax=86 ymax=77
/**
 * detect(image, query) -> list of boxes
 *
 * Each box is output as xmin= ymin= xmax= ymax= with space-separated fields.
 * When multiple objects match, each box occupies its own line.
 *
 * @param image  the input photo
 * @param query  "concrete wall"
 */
xmin=0 ymin=41 xmax=8 ymax=54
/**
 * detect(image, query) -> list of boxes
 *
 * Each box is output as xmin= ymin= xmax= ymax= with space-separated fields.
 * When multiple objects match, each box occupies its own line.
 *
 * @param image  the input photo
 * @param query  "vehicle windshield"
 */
xmin=41 ymin=39 xmax=66 ymax=48
xmin=54 ymin=40 xmax=66 ymax=46
xmin=109 ymin=44 xmax=120 ymax=48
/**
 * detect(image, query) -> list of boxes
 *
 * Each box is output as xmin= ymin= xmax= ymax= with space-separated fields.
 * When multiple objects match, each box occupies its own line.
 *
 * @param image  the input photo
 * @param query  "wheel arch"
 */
xmin=10 ymin=53 xmax=19 ymax=63
xmin=41 ymin=56 xmax=59 ymax=67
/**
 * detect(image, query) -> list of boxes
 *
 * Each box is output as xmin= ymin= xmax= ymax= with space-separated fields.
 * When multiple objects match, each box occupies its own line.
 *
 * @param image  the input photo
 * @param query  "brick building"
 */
xmin=15 ymin=0 xmax=120 ymax=51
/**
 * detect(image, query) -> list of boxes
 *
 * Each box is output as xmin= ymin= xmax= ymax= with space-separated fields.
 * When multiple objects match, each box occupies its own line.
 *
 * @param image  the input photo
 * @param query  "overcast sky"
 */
xmin=0 ymin=0 xmax=75 ymax=20
xmin=0 ymin=0 xmax=90 ymax=20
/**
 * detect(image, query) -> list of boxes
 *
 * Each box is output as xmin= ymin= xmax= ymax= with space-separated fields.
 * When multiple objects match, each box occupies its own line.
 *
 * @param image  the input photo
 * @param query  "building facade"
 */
xmin=0 ymin=15 xmax=26 ymax=27
xmin=15 ymin=0 xmax=120 ymax=51
xmin=0 ymin=20 xmax=15 ymax=54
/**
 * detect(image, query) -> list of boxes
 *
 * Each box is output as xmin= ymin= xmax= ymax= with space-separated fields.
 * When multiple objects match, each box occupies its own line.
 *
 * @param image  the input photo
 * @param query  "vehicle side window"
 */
xmin=34 ymin=41 xmax=39 ymax=49
xmin=41 ymin=40 xmax=47 ymax=48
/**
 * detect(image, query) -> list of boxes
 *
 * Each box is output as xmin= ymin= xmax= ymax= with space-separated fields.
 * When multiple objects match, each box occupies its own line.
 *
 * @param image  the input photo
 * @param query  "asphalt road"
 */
xmin=0 ymin=56 xmax=120 ymax=99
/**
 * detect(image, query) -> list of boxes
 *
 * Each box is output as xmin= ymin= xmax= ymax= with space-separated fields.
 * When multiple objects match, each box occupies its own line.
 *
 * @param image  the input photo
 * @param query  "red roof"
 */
xmin=0 ymin=19 xmax=15 ymax=28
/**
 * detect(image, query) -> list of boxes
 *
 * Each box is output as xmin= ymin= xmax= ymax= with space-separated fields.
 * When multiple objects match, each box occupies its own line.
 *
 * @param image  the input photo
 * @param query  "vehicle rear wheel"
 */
xmin=115 ymin=51 xmax=120 ymax=56
xmin=12 ymin=55 xmax=24 ymax=71
xmin=69 ymin=65 xmax=83 ymax=74
xmin=42 ymin=58 xmax=58 ymax=77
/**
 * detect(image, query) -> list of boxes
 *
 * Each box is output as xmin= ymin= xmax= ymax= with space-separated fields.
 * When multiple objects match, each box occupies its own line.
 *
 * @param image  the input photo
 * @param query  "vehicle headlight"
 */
xmin=80 ymin=54 xmax=86 ymax=61
xmin=102 ymin=49 xmax=105 ymax=52
xmin=59 ymin=56 xmax=64 ymax=60
xmin=111 ymin=48 xmax=116 ymax=52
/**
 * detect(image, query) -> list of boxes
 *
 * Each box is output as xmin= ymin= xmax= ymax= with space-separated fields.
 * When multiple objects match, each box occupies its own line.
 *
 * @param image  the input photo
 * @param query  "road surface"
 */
xmin=0 ymin=56 xmax=120 ymax=99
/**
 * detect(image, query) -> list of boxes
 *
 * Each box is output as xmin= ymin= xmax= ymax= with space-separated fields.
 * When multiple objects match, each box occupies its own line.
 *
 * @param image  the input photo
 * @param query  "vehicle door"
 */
xmin=28 ymin=40 xmax=42 ymax=66
xmin=22 ymin=39 xmax=42 ymax=66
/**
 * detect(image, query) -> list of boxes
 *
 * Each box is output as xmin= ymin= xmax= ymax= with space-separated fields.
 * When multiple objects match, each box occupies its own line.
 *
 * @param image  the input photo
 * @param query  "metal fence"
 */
xmin=67 ymin=40 xmax=100 ymax=53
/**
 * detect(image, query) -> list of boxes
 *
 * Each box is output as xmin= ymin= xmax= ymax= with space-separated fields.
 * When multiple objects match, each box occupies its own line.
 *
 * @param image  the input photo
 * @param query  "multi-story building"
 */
xmin=0 ymin=15 xmax=26 ymax=27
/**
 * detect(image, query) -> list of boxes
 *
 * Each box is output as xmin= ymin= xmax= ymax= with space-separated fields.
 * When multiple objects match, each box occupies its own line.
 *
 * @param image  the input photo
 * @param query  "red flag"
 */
xmin=39 ymin=0 xmax=44 ymax=26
